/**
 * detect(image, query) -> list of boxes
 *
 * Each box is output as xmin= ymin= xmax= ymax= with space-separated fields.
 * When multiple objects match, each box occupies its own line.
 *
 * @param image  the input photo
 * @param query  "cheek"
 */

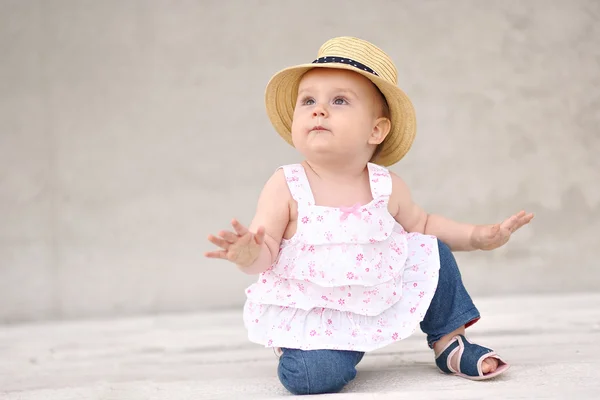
xmin=291 ymin=106 xmax=307 ymax=125
xmin=290 ymin=120 xmax=305 ymax=141
xmin=342 ymin=113 xmax=372 ymax=133
xmin=290 ymin=108 xmax=302 ymax=130
xmin=290 ymin=114 xmax=307 ymax=146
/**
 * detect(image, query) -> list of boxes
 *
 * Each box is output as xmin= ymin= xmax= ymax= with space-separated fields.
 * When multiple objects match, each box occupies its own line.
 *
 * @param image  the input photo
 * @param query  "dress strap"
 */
xmin=280 ymin=164 xmax=316 ymax=205
xmin=367 ymin=163 xmax=392 ymax=199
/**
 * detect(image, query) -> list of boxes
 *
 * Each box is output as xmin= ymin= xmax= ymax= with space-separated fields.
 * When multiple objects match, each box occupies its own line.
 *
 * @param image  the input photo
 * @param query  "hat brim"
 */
xmin=265 ymin=63 xmax=416 ymax=167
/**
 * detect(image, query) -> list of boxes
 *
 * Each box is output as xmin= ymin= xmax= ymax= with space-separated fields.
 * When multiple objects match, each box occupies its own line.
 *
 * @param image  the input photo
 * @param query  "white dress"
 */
xmin=243 ymin=163 xmax=440 ymax=352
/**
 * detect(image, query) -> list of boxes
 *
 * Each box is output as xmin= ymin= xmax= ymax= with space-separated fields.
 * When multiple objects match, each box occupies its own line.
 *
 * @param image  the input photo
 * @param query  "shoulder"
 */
xmin=388 ymin=169 xmax=407 ymax=188
xmin=259 ymin=166 xmax=292 ymax=200
xmin=387 ymin=169 xmax=413 ymax=203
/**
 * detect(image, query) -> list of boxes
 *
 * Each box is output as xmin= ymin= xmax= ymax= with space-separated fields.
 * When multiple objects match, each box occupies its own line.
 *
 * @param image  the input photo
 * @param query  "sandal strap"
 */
xmin=455 ymin=334 xmax=495 ymax=377
xmin=435 ymin=338 xmax=460 ymax=374
xmin=435 ymin=334 xmax=499 ymax=377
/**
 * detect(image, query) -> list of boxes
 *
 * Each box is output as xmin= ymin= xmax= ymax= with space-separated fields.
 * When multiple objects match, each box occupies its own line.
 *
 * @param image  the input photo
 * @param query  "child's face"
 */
xmin=290 ymin=68 xmax=390 ymax=164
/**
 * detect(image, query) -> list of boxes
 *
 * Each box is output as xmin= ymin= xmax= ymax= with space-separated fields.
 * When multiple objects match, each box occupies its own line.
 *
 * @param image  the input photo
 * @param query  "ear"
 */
xmin=368 ymin=117 xmax=391 ymax=145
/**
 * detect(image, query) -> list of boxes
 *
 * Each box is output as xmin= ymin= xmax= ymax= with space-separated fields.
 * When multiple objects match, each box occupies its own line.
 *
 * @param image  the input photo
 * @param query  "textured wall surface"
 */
xmin=1 ymin=0 xmax=599 ymax=323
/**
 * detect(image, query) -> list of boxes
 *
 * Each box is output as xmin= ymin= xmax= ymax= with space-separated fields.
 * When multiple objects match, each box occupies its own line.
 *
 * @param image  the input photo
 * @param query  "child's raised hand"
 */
xmin=205 ymin=219 xmax=266 ymax=268
xmin=470 ymin=210 xmax=534 ymax=251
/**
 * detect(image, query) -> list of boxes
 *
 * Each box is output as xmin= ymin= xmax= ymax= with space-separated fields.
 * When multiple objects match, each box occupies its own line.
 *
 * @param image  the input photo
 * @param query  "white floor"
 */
xmin=1 ymin=292 xmax=599 ymax=399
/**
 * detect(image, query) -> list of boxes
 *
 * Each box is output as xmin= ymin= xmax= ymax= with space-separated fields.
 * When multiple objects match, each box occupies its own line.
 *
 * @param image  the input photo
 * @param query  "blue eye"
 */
xmin=302 ymin=97 xmax=315 ymax=105
xmin=333 ymin=97 xmax=347 ymax=105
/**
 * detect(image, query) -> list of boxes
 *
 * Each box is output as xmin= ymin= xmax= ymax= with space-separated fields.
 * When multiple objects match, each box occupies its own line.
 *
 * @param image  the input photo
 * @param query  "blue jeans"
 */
xmin=278 ymin=239 xmax=480 ymax=395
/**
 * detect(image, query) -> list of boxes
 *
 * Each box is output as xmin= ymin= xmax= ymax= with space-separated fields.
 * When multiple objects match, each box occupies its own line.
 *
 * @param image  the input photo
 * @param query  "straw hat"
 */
xmin=265 ymin=36 xmax=416 ymax=167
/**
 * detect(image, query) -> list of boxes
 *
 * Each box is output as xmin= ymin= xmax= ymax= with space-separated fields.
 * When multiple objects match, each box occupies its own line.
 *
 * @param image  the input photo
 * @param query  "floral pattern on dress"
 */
xmin=243 ymin=163 xmax=440 ymax=352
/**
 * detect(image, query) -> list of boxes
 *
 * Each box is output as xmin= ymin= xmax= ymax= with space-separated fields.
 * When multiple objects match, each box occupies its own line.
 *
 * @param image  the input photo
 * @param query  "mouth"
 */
xmin=310 ymin=125 xmax=330 ymax=133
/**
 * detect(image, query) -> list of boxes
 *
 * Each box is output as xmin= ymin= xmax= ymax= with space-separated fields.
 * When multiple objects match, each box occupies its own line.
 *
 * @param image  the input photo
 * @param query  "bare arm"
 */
xmin=242 ymin=169 xmax=291 ymax=274
xmin=389 ymin=172 xmax=477 ymax=251
xmin=388 ymin=171 xmax=534 ymax=251
xmin=205 ymin=169 xmax=291 ymax=274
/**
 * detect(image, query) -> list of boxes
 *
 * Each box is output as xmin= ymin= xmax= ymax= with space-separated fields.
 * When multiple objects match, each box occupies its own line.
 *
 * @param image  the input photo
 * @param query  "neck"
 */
xmin=303 ymin=158 xmax=369 ymax=182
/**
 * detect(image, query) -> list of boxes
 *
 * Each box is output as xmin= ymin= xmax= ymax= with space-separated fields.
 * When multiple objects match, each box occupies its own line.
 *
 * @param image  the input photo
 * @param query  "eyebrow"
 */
xmin=298 ymin=87 xmax=359 ymax=98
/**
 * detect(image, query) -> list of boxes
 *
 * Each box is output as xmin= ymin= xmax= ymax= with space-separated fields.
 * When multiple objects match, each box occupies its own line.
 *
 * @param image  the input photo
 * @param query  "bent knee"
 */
xmin=277 ymin=349 xmax=357 ymax=395
xmin=278 ymin=352 xmax=311 ymax=395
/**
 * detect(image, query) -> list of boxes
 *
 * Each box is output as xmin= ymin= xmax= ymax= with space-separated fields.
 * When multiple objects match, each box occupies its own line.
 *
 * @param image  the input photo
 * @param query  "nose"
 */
xmin=312 ymin=102 xmax=328 ymax=118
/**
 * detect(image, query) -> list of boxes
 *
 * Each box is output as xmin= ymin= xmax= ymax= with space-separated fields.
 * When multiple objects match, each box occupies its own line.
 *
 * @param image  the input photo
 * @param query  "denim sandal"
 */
xmin=435 ymin=334 xmax=510 ymax=380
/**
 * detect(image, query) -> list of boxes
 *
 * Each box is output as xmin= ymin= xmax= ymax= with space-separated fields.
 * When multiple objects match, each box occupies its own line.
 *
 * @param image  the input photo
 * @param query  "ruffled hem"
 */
xmin=245 ymin=232 xmax=438 ymax=317
xmin=246 ymin=275 xmax=405 ymax=317
xmin=243 ymin=236 xmax=440 ymax=352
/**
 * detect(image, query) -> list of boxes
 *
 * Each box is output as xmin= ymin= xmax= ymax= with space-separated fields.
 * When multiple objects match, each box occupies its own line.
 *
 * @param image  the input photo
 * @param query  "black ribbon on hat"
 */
xmin=312 ymin=56 xmax=379 ymax=76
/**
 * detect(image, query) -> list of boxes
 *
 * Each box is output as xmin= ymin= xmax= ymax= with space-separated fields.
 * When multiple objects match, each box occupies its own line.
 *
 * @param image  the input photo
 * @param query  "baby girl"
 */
xmin=206 ymin=37 xmax=533 ymax=395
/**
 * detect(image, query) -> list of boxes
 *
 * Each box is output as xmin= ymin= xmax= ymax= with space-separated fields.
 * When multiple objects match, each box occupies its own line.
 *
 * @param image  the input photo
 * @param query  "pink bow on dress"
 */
xmin=339 ymin=203 xmax=362 ymax=221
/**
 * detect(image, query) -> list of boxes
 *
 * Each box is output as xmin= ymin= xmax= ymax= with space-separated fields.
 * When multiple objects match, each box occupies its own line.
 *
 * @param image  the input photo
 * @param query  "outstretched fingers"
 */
xmin=219 ymin=230 xmax=238 ymax=243
xmin=207 ymin=233 xmax=230 ymax=250
xmin=501 ymin=210 xmax=534 ymax=233
xmin=204 ymin=249 xmax=228 ymax=259
xmin=205 ymin=219 xmax=267 ymax=261
xmin=231 ymin=218 xmax=265 ymax=245
xmin=231 ymin=219 xmax=249 ymax=236
xmin=500 ymin=215 xmax=518 ymax=233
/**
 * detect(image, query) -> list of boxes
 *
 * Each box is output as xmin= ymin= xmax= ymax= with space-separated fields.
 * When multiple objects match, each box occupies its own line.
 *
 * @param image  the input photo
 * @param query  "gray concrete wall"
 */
xmin=1 ymin=0 xmax=599 ymax=324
